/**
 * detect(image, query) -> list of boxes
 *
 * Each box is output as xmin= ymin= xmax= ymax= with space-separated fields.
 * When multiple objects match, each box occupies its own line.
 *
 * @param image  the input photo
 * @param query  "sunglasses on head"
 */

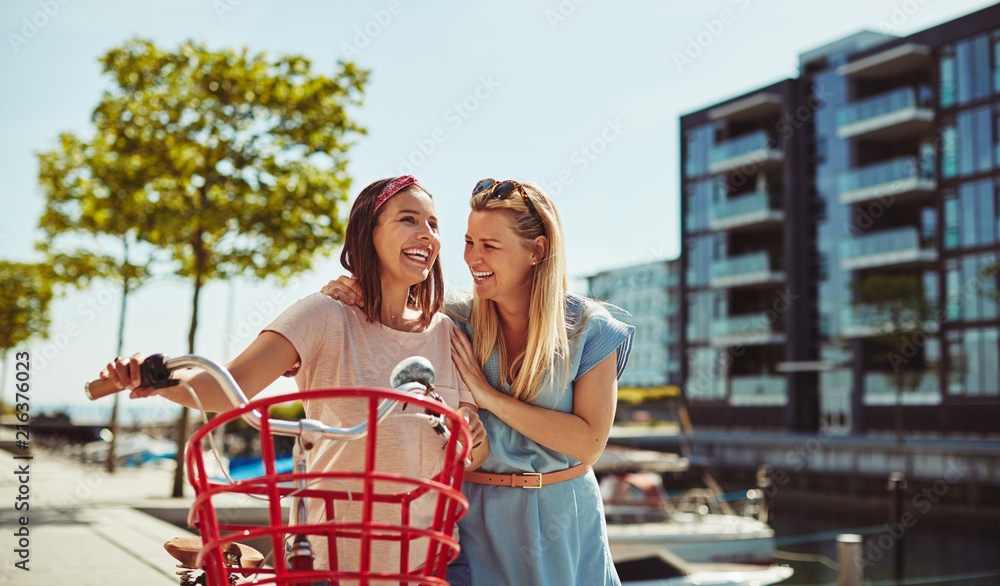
xmin=473 ymin=179 xmax=546 ymax=233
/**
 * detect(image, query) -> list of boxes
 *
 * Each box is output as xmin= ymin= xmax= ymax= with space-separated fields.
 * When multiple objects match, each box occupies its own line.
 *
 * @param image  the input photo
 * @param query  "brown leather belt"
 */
xmin=463 ymin=464 xmax=589 ymax=488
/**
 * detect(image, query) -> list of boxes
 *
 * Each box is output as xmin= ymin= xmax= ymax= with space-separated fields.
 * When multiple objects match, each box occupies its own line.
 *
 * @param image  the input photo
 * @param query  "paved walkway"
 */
xmin=0 ymin=444 xmax=207 ymax=586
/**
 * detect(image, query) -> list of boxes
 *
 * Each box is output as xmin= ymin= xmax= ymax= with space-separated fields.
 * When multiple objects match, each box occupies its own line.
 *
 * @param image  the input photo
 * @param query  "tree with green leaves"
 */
xmin=0 ymin=262 xmax=54 ymax=412
xmin=40 ymin=37 xmax=367 ymax=496
xmin=976 ymin=261 xmax=1000 ymax=302
xmin=38 ymin=131 xmax=154 ymax=474
xmin=850 ymin=273 xmax=936 ymax=445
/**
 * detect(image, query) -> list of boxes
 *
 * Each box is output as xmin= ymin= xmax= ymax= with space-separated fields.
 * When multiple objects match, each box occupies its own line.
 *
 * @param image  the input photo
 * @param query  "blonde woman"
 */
xmin=322 ymin=179 xmax=634 ymax=584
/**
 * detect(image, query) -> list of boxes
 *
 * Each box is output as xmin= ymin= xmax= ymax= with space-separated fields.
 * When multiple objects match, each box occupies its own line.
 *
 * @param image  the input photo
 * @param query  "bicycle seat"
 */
xmin=164 ymin=536 xmax=265 ymax=569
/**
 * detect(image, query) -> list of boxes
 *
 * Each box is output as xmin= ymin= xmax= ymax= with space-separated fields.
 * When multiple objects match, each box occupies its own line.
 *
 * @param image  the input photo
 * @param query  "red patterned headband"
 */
xmin=373 ymin=175 xmax=421 ymax=215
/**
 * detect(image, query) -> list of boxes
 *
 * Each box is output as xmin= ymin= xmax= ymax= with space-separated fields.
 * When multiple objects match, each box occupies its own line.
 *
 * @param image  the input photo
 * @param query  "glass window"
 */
xmin=712 ymin=291 xmax=726 ymax=318
xmin=982 ymin=253 xmax=998 ymax=321
xmin=978 ymin=180 xmax=995 ymax=246
xmin=946 ymin=259 xmax=960 ymax=321
xmin=684 ymin=124 xmax=715 ymax=179
xmin=685 ymin=347 xmax=725 ymax=400
xmin=940 ymin=53 xmax=956 ymax=107
xmin=922 ymin=205 xmax=938 ymax=248
xmin=959 ymin=111 xmax=975 ymax=176
xmin=994 ymin=37 xmax=1000 ymax=93
xmin=947 ymin=330 xmax=965 ymax=394
xmin=686 ymin=291 xmax=712 ymax=342
xmin=984 ymin=329 xmax=999 ymax=395
xmin=686 ymin=179 xmax=714 ymax=233
xmin=957 ymin=40 xmax=973 ymax=104
xmin=923 ymin=270 xmax=939 ymax=307
xmin=944 ymin=190 xmax=959 ymax=249
xmin=956 ymin=36 xmax=992 ymax=105
xmin=976 ymin=107 xmax=993 ymax=173
xmin=956 ymin=108 xmax=991 ymax=176
xmin=712 ymin=233 xmax=726 ymax=259
xmin=965 ymin=256 xmax=983 ymax=320
xmin=685 ymin=236 xmax=713 ymax=287
xmin=966 ymin=329 xmax=982 ymax=394
xmin=972 ymin=35 xmax=991 ymax=101
xmin=942 ymin=124 xmax=958 ymax=178
xmin=960 ymin=182 xmax=978 ymax=247
xmin=995 ymin=108 xmax=1000 ymax=168
xmin=950 ymin=327 xmax=1000 ymax=396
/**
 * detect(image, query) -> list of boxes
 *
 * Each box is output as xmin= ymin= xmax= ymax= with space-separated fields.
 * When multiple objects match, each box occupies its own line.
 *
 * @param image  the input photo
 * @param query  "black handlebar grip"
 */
xmin=84 ymin=353 xmax=179 ymax=401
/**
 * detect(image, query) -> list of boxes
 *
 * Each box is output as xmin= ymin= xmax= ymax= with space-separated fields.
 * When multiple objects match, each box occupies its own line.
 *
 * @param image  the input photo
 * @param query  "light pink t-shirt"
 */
xmin=263 ymin=293 xmax=472 ymax=578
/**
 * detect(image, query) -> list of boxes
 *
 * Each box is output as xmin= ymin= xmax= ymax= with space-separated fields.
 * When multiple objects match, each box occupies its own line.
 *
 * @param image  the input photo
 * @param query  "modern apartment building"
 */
xmin=586 ymin=260 xmax=682 ymax=391
xmin=679 ymin=5 xmax=1000 ymax=436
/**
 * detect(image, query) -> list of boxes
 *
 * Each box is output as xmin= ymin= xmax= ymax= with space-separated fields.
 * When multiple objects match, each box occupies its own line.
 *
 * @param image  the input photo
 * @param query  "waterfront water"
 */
xmin=769 ymin=500 xmax=1000 ymax=585
xmin=36 ymin=399 xmax=184 ymax=425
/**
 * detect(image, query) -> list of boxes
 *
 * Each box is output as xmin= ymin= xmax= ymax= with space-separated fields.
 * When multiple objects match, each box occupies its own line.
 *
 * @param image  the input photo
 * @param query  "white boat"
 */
xmin=616 ymin=549 xmax=793 ymax=586
xmin=597 ymin=447 xmax=777 ymax=565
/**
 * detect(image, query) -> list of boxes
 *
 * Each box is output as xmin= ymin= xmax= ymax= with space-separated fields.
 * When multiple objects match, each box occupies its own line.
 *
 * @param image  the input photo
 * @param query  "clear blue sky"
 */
xmin=2 ymin=0 xmax=995 ymax=416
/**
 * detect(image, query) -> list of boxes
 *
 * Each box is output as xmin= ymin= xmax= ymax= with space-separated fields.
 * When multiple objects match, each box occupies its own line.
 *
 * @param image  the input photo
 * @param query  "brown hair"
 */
xmin=340 ymin=178 xmax=444 ymax=324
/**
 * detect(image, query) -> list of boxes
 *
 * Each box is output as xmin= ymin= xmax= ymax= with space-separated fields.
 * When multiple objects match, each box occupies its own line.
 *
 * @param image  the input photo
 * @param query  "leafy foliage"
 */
xmin=850 ymin=273 xmax=936 ymax=384
xmin=0 ymin=262 xmax=54 ymax=352
xmin=35 ymin=38 xmax=368 ymax=494
xmin=39 ymin=38 xmax=368 ymax=287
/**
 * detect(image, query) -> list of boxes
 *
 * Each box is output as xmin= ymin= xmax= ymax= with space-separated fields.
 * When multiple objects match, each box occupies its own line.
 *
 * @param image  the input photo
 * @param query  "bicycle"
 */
xmin=86 ymin=354 xmax=472 ymax=585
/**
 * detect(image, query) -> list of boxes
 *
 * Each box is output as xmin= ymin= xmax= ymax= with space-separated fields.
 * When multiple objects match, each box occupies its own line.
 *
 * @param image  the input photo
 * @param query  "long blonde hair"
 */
xmin=469 ymin=181 xmax=570 ymax=403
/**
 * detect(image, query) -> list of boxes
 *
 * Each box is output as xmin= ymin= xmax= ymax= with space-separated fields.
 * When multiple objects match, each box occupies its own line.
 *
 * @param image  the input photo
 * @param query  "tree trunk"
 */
xmin=107 ymin=237 xmax=130 ymax=474
xmin=171 ymin=222 xmax=206 ymax=498
xmin=170 ymin=269 xmax=202 ymax=498
xmin=895 ymin=376 xmax=904 ymax=447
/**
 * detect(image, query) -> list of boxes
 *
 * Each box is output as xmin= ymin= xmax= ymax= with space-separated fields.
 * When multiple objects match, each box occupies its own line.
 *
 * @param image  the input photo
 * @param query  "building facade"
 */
xmin=679 ymin=6 xmax=1000 ymax=436
xmin=586 ymin=260 xmax=682 ymax=390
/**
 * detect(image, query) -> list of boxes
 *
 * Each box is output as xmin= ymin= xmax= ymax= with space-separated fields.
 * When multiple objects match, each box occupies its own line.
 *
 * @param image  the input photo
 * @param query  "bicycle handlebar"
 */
xmin=84 ymin=354 xmax=438 ymax=440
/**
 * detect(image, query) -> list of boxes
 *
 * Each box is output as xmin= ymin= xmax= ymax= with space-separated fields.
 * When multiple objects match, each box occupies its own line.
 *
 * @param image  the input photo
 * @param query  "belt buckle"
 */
xmin=518 ymin=472 xmax=542 ymax=489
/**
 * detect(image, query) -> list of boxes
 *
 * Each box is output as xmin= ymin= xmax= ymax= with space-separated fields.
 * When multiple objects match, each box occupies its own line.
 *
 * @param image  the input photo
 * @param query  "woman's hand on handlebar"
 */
xmin=101 ymin=353 xmax=158 ymax=399
xmin=320 ymin=275 xmax=364 ymax=307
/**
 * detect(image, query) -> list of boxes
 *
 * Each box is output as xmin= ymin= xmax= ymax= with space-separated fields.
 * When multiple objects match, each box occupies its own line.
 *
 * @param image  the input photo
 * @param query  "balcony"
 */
xmin=708 ymin=131 xmax=783 ymax=175
xmin=840 ymin=305 xmax=884 ymax=338
xmin=709 ymin=251 xmax=785 ymax=289
xmin=840 ymin=305 xmax=938 ymax=338
xmin=863 ymin=372 xmax=940 ymax=405
xmin=836 ymin=86 xmax=934 ymax=140
xmin=840 ymin=226 xmax=937 ymax=271
xmin=708 ymin=191 xmax=784 ymax=232
xmin=730 ymin=375 xmax=787 ymax=406
xmin=708 ymin=93 xmax=783 ymax=123
xmin=710 ymin=313 xmax=786 ymax=346
xmin=837 ymin=43 xmax=931 ymax=79
xmin=837 ymin=156 xmax=935 ymax=205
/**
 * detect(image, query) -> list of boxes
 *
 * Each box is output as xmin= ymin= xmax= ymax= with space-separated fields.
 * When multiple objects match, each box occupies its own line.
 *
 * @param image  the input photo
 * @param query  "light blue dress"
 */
xmin=447 ymin=292 xmax=635 ymax=585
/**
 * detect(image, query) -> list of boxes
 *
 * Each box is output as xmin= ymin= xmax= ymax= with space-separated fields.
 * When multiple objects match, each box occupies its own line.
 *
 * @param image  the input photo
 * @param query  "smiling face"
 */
xmin=372 ymin=187 xmax=441 ymax=289
xmin=464 ymin=210 xmax=543 ymax=308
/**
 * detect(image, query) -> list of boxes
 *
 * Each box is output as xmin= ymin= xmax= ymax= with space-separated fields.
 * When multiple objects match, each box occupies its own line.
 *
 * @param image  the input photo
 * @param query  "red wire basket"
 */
xmin=182 ymin=387 xmax=471 ymax=585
